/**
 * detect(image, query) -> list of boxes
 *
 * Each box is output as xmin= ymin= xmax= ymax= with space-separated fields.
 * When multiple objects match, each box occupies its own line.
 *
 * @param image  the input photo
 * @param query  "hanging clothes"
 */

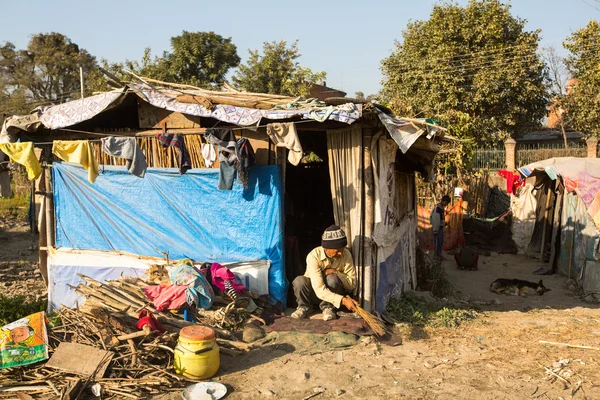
xmin=204 ymin=128 xmax=238 ymax=190
xmin=235 ymin=138 xmax=255 ymax=189
xmin=52 ymin=140 xmax=99 ymax=184
xmin=156 ymin=133 xmax=191 ymax=174
xmin=266 ymin=122 xmax=303 ymax=166
xmin=498 ymin=170 xmax=524 ymax=195
xmin=100 ymin=137 xmax=147 ymax=178
xmin=0 ymin=142 xmax=42 ymax=180
xmin=201 ymin=143 xmax=217 ymax=168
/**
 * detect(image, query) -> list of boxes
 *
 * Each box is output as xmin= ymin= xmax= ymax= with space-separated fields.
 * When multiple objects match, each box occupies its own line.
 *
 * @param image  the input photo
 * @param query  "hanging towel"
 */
xmin=0 ymin=142 xmax=42 ymax=180
xmin=266 ymin=122 xmax=303 ymax=166
xmin=201 ymin=143 xmax=217 ymax=168
xmin=156 ymin=133 xmax=191 ymax=174
xmin=52 ymin=140 xmax=99 ymax=184
xmin=101 ymin=137 xmax=147 ymax=178
xmin=235 ymin=138 xmax=255 ymax=189
xmin=205 ymin=128 xmax=239 ymax=190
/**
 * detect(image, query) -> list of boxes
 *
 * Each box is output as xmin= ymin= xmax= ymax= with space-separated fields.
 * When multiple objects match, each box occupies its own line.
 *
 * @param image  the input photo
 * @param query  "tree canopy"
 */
xmin=381 ymin=0 xmax=548 ymax=145
xmin=232 ymin=40 xmax=326 ymax=96
xmin=562 ymin=20 xmax=600 ymax=136
xmin=0 ymin=32 xmax=96 ymax=115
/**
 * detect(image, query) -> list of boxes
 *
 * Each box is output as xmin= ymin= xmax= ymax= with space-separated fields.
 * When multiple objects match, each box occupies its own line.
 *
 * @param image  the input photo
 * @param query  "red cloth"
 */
xmin=498 ymin=170 xmax=524 ymax=195
xmin=143 ymin=285 xmax=188 ymax=311
xmin=136 ymin=310 xmax=166 ymax=333
xmin=210 ymin=262 xmax=246 ymax=293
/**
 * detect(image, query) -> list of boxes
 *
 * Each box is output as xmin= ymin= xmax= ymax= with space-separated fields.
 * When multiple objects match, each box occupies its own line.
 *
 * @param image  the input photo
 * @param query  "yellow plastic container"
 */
xmin=174 ymin=326 xmax=220 ymax=379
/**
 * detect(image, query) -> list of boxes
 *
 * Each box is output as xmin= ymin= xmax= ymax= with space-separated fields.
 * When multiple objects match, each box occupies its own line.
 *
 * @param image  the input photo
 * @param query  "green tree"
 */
xmin=0 ymin=33 xmax=96 ymax=104
xmin=562 ymin=20 xmax=600 ymax=136
xmin=232 ymin=40 xmax=326 ymax=96
xmin=158 ymin=31 xmax=240 ymax=87
xmin=381 ymin=0 xmax=548 ymax=145
xmin=90 ymin=32 xmax=240 ymax=91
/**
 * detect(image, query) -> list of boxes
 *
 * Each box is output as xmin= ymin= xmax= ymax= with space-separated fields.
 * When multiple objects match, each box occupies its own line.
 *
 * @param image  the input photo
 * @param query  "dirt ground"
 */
xmin=211 ymin=252 xmax=600 ymax=400
xmin=3 ymin=218 xmax=600 ymax=399
xmin=0 ymin=218 xmax=46 ymax=300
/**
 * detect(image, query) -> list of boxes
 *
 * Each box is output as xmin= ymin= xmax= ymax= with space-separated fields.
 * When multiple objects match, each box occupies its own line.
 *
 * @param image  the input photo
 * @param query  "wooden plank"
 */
xmin=45 ymin=342 xmax=114 ymax=378
xmin=137 ymin=100 xmax=201 ymax=129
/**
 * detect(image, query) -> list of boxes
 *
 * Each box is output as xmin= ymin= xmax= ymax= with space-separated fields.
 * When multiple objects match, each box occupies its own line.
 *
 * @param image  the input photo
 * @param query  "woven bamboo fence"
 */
xmin=91 ymin=134 xmax=212 ymax=169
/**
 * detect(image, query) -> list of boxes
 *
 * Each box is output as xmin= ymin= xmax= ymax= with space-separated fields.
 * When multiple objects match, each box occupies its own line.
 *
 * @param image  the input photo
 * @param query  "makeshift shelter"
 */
xmin=514 ymin=157 xmax=600 ymax=294
xmin=0 ymin=79 xmax=442 ymax=313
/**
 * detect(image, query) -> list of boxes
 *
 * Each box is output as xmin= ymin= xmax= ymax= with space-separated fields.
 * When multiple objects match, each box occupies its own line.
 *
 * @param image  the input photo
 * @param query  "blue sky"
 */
xmin=0 ymin=0 xmax=596 ymax=96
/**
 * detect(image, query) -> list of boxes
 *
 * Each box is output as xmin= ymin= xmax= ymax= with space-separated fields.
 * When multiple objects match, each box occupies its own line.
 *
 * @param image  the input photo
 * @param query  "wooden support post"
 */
xmin=539 ymin=185 xmax=552 ymax=262
xmin=44 ymin=163 xmax=55 ymax=256
xmin=362 ymin=129 xmax=375 ymax=312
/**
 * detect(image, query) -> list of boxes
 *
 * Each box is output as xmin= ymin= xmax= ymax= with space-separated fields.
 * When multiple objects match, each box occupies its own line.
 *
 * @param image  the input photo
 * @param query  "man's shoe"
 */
xmin=322 ymin=307 xmax=337 ymax=321
xmin=291 ymin=306 xmax=310 ymax=319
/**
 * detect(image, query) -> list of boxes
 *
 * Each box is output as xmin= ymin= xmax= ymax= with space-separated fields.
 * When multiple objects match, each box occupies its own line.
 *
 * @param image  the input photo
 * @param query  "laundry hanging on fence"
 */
xmin=0 ymin=142 xmax=41 ymax=180
xmin=235 ymin=138 xmax=255 ymax=189
xmin=498 ymin=170 xmax=524 ymax=194
xmin=156 ymin=133 xmax=191 ymax=174
xmin=101 ymin=136 xmax=147 ymax=178
xmin=266 ymin=122 xmax=303 ymax=166
xmin=205 ymin=128 xmax=238 ymax=190
xmin=52 ymin=140 xmax=99 ymax=184
xmin=201 ymin=143 xmax=217 ymax=168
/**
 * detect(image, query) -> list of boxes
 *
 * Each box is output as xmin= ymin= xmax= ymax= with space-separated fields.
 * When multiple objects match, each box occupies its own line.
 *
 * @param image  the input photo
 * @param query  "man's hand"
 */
xmin=324 ymin=268 xmax=336 ymax=276
xmin=341 ymin=296 xmax=359 ymax=312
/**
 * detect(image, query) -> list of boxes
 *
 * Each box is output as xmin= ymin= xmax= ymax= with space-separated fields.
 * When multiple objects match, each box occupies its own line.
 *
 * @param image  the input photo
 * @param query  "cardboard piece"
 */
xmin=45 ymin=342 xmax=114 ymax=378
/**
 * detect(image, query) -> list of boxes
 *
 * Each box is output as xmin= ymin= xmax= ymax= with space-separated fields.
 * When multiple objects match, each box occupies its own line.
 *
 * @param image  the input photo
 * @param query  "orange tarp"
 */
xmin=417 ymin=200 xmax=466 ymax=250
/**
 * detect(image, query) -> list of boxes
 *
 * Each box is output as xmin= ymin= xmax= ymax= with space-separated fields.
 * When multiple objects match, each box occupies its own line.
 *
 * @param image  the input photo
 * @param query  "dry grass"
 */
xmin=355 ymin=305 xmax=388 ymax=336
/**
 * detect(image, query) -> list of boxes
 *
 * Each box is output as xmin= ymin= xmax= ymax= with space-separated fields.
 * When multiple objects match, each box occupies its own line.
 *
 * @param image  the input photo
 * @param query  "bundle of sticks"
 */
xmin=0 ymin=306 xmax=185 ymax=399
xmin=0 ymin=276 xmax=257 ymax=399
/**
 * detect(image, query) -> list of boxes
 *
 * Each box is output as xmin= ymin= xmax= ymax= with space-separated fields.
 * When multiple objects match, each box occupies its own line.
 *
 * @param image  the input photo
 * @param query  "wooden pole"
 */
xmin=539 ymin=184 xmax=552 ymax=262
xmin=363 ymin=128 xmax=375 ymax=312
xmin=44 ymin=163 xmax=55 ymax=256
xmin=79 ymin=67 xmax=84 ymax=99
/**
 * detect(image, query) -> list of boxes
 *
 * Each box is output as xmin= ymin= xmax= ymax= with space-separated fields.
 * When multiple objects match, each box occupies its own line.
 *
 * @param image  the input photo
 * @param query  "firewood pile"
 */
xmin=0 ymin=276 xmax=259 ymax=399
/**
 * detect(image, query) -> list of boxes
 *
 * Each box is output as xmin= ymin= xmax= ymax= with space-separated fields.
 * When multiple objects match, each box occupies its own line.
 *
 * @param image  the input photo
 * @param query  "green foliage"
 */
xmin=155 ymin=31 xmax=240 ymax=87
xmin=0 ymin=295 xmax=47 ymax=326
xmin=381 ymin=0 xmax=548 ymax=145
xmin=562 ymin=20 xmax=600 ymax=135
xmin=0 ymin=196 xmax=29 ymax=221
xmin=386 ymin=296 xmax=478 ymax=328
xmin=0 ymin=33 xmax=96 ymax=105
xmin=89 ymin=32 xmax=240 ymax=92
xmin=232 ymin=40 xmax=326 ymax=96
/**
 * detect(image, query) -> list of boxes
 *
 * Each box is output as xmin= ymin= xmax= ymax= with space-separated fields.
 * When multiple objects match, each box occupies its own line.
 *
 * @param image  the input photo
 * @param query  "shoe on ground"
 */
xmin=322 ymin=307 xmax=337 ymax=321
xmin=291 ymin=306 xmax=310 ymax=319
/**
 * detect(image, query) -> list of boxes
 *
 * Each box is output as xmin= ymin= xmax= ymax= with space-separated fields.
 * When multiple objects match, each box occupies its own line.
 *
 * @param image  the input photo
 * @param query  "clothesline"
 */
xmin=55 ymin=118 xmax=317 ymax=137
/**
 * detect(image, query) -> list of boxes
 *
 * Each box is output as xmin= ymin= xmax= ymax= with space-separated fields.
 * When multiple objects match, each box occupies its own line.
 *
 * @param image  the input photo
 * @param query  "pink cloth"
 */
xmin=210 ymin=263 xmax=246 ymax=294
xmin=143 ymin=285 xmax=188 ymax=311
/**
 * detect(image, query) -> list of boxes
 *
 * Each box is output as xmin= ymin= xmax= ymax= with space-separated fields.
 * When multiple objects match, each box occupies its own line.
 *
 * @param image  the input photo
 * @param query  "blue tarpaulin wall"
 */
xmin=52 ymin=162 xmax=287 ymax=305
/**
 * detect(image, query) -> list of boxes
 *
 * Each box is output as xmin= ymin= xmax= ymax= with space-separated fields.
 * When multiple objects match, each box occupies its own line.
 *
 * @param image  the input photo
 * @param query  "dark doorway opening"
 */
xmin=284 ymin=131 xmax=335 ymax=307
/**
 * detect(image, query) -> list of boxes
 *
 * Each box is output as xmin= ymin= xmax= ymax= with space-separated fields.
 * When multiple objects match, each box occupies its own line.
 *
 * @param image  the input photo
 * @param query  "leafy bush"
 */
xmin=0 ymin=295 xmax=47 ymax=325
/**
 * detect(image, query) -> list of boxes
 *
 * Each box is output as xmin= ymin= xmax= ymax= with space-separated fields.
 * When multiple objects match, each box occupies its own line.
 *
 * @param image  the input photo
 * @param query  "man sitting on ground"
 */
xmin=291 ymin=225 xmax=359 ymax=321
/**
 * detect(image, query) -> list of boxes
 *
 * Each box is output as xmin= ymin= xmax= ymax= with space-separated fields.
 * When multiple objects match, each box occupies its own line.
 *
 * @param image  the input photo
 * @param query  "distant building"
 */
xmin=309 ymin=82 xmax=346 ymax=101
